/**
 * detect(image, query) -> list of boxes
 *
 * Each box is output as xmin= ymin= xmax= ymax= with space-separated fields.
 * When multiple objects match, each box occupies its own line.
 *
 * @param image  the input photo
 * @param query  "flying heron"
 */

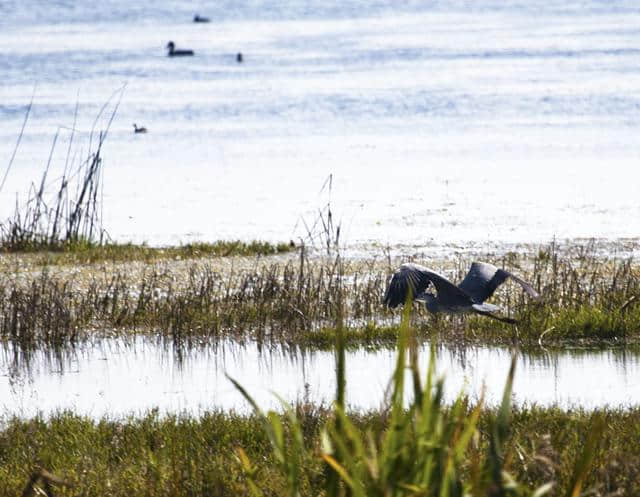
xmin=383 ymin=261 xmax=540 ymax=324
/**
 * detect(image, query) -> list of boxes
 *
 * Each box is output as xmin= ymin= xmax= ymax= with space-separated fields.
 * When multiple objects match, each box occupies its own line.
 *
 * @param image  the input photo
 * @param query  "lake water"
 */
xmin=1 ymin=0 xmax=640 ymax=252
xmin=2 ymin=339 xmax=639 ymax=416
xmin=1 ymin=1 xmax=640 ymax=415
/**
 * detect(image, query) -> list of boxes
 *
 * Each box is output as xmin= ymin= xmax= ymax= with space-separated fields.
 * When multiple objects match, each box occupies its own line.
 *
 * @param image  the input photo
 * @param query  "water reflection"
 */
xmin=1 ymin=338 xmax=639 ymax=417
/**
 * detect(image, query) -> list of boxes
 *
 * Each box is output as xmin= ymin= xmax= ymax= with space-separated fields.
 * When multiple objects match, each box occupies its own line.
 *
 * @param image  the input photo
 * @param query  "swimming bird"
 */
xmin=236 ymin=52 xmax=243 ymax=63
xmin=193 ymin=14 xmax=210 ymax=23
xmin=133 ymin=123 xmax=147 ymax=133
xmin=166 ymin=41 xmax=194 ymax=57
xmin=383 ymin=261 xmax=540 ymax=324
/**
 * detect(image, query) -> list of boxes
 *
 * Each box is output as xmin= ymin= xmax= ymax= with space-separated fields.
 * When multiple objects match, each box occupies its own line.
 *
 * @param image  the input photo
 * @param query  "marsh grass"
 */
xmin=0 ymin=254 xmax=393 ymax=360
xmin=20 ymin=467 xmax=73 ymax=497
xmin=1 ymin=243 xmax=639 ymax=353
xmin=1 ymin=407 xmax=633 ymax=497
xmin=11 ymin=240 xmax=295 ymax=266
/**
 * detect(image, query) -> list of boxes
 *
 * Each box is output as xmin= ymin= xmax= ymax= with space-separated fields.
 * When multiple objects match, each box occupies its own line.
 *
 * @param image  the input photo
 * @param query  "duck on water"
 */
xmin=166 ymin=41 xmax=194 ymax=56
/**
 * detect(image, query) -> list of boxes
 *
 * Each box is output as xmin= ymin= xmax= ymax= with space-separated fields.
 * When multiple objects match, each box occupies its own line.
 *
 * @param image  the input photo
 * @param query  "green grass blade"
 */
xmin=566 ymin=414 xmax=604 ymax=497
xmin=322 ymin=454 xmax=367 ymax=497
xmin=487 ymin=354 xmax=517 ymax=495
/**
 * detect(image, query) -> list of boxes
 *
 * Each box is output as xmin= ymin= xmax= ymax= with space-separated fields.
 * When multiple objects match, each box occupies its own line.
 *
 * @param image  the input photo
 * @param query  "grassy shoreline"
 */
xmin=1 ymin=405 xmax=638 ymax=496
xmin=0 ymin=240 xmax=295 ymax=266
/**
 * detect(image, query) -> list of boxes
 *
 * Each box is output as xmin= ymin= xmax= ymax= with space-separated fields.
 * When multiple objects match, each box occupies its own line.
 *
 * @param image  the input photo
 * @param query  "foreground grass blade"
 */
xmin=566 ymin=414 xmax=605 ymax=497
xmin=228 ymin=375 xmax=306 ymax=497
xmin=487 ymin=354 xmax=517 ymax=494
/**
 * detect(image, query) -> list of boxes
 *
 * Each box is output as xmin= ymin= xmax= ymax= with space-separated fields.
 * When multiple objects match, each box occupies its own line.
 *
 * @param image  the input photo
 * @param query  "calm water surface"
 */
xmin=2 ymin=1 xmax=639 ymax=416
xmin=2 ymin=339 xmax=639 ymax=416
xmin=1 ymin=0 xmax=639 ymax=251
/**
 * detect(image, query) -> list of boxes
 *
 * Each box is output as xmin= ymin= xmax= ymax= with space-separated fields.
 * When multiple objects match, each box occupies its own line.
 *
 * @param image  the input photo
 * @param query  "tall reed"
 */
xmin=0 ymin=87 xmax=125 ymax=251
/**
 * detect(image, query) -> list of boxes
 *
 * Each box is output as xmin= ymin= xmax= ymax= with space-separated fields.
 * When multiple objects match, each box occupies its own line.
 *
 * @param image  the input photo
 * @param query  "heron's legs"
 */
xmin=472 ymin=309 xmax=517 ymax=324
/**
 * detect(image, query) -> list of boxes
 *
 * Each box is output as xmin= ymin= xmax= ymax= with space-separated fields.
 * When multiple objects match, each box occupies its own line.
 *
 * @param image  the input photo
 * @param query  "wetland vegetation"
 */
xmin=1 ymin=319 xmax=635 ymax=497
xmin=0 ymin=239 xmax=294 ymax=265
xmin=1 ymin=238 xmax=638 ymax=496
xmin=0 ymin=241 xmax=638 ymax=354
xmin=5 ymin=404 xmax=634 ymax=496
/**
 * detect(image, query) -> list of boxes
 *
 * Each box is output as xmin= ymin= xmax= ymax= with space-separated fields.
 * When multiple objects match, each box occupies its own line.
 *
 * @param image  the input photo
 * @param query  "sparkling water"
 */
xmin=1 ymin=0 xmax=639 ymax=251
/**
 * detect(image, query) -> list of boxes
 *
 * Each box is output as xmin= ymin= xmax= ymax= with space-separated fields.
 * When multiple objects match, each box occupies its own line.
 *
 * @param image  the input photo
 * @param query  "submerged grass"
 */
xmin=0 ymin=241 xmax=639 ymax=353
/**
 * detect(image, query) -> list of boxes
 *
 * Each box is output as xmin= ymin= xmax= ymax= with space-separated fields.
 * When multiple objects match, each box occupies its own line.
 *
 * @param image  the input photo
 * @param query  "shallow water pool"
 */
xmin=2 ymin=338 xmax=638 ymax=416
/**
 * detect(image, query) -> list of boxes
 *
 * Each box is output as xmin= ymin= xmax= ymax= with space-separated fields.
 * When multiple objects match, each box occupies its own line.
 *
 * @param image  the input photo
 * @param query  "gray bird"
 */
xmin=383 ymin=262 xmax=540 ymax=324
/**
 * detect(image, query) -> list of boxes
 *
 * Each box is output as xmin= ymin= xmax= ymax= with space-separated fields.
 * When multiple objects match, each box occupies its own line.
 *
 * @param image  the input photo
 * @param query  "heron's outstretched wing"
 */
xmin=383 ymin=263 xmax=471 ymax=308
xmin=458 ymin=262 xmax=540 ymax=303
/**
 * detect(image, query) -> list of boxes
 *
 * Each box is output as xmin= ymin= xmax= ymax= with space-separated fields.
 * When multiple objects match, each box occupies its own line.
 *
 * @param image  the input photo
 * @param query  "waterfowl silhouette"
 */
xmin=133 ymin=123 xmax=147 ymax=134
xmin=236 ymin=52 xmax=243 ymax=63
xmin=383 ymin=261 xmax=540 ymax=324
xmin=193 ymin=14 xmax=210 ymax=23
xmin=166 ymin=41 xmax=194 ymax=57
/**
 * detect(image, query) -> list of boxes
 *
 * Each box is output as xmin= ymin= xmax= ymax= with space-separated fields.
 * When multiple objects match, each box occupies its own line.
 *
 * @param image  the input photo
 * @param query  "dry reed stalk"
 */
xmin=1 ymin=86 xmax=125 ymax=251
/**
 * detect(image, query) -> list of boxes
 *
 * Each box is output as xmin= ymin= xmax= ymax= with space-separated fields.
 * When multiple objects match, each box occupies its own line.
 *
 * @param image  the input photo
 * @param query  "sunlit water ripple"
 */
xmin=1 ymin=0 xmax=639 ymax=252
